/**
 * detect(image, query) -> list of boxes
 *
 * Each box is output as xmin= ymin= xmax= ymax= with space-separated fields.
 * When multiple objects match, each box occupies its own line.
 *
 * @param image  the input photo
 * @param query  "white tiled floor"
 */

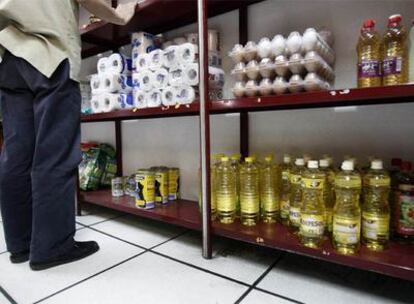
xmin=75 ymin=204 xmax=123 ymax=226
xmin=0 ymin=207 xmax=413 ymax=304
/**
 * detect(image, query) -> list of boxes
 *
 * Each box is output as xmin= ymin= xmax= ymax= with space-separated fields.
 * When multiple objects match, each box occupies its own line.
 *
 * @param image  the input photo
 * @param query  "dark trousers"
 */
xmin=0 ymin=51 xmax=81 ymax=262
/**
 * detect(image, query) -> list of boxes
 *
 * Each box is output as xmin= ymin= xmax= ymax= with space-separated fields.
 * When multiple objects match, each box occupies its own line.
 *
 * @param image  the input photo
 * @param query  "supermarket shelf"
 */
xmin=81 ymin=189 xmax=414 ymax=281
xmin=80 ymin=189 xmax=201 ymax=230
xmin=81 ymin=0 xmax=262 ymax=58
xmin=81 ymin=85 xmax=414 ymax=123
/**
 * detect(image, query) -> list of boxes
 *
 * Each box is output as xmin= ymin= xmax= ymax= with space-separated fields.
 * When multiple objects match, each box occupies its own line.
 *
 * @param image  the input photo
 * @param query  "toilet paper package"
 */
xmin=148 ymin=49 xmax=165 ymax=71
xmin=131 ymin=32 xmax=156 ymax=54
xmin=102 ymin=93 xmax=134 ymax=112
xmin=135 ymin=53 xmax=150 ymax=71
xmin=132 ymin=72 xmax=141 ymax=89
xmin=175 ymin=85 xmax=197 ymax=105
xmin=147 ymin=89 xmax=163 ymax=108
xmin=107 ymin=53 xmax=133 ymax=74
xmin=161 ymin=86 xmax=176 ymax=107
xmin=162 ymin=46 xmax=179 ymax=68
xmin=138 ymin=69 xmax=154 ymax=92
xmin=184 ymin=63 xmax=199 ymax=86
xmin=133 ymin=89 xmax=147 ymax=109
xmin=208 ymin=66 xmax=225 ymax=89
xmin=178 ymin=43 xmax=199 ymax=65
xmin=182 ymin=64 xmax=224 ymax=88
xmin=91 ymin=95 xmax=104 ymax=114
xmin=97 ymin=57 xmax=108 ymax=74
xmin=90 ymin=74 xmax=104 ymax=94
xmin=151 ymin=68 xmax=169 ymax=88
xmin=102 ymin=73 xmax=133 ymax=93
xmin=169 ymin=65 xmax=185 ymax=86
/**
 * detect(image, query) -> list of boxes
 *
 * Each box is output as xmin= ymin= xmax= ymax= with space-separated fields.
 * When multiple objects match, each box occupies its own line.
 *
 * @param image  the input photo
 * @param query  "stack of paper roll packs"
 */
xmin=228 ymin=28 xmax=335 ymax=97
xmin=133 ymin=41 xmax=225 ymax=109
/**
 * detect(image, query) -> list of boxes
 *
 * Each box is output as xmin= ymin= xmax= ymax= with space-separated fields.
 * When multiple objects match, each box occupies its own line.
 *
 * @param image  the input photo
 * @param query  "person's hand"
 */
xmin=115 ymin=1 xmax=139 ymax=25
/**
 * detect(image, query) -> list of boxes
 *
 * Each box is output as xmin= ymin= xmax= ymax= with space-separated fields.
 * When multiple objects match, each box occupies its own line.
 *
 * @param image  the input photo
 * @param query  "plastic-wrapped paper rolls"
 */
xmin=133 ymin=89 xmax=147 ymax=109
xmin=208 ymin=66 xmax=225 ymax=89
xmin=91 ymin=95 xmax=103 ymax=113
xmin=131 ymin=32 xmax=155 ymax=54
xmin=175 ymin=85 xmax=196 ymax=105
xmin=184 ymin=63 xmax=199 ymax=86
xmin=147 ymin=89 xmax=163 ymax=108
xmin=138 ymin=70 xmax=154 ymax=92
xmin=161 ymin=86 xmax=176 ymax=106
xmin=178 ymin=43 xmax=199 ymax=65
xmin=148 ymin=49 xmax=165 ymax=71
xmin=151 ymin=68 xmax=169 ymax=88
xmin=107 ymin=53 xmax=132 ymax=74
xmin=90 ymin=74 xmax=103 ymax=94
xmin=102 ymin=73 xmax=133 ymax=93
xmin=111 ymin=93 xmax=134 ymax=109
xmin=169 ymin=65 xmax=185 ymax=86
xmin=97 ymin=57 xmax=108 ymax=74
xmin=132 ymin=73 xmax=140 ymax=89
xmin=136 ymin=53 xmax=150 ymax=71
xmin=162 ymin=46 xmax=179 ymax=68
xmin=131 ymin=47 xmax=140 ymax=70
xmin=102 ymin=94 xmax=121 ymax=113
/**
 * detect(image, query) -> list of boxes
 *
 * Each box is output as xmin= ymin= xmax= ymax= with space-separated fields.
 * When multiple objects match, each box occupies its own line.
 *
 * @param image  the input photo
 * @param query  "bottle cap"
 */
xmin=341 ymin=160 xmax=354 ymax=171
xmin=265 ymin=156 xmax=273 ymax=162
xmin=231 ymin=153 xmax=241 ymax=161
xmin=295 ymin=158 xmax=305 ymax=166
xmin=283 ymin=154 xmax=291 ymax=164
xmin=371 ymin=159 xmax=383 ymax=170
xmin=245 ymin=157 xmax=254 ymax=163
xmin=388 ymin=14 xmax=402 ymax=25
xmin=221 ymin=156 xmax=229 ymax=162
xmin=363 ymin=19 xmax=375 ymax=28
xmin=308 ymin=160 xmax=318 ymax=169
xmin=391 ymin=158 xmax=402 ymax=167
xmin=401 ymin=161 xmax=412 ymax=172
xmin=319 ymin=159 xmax=329 ymax=168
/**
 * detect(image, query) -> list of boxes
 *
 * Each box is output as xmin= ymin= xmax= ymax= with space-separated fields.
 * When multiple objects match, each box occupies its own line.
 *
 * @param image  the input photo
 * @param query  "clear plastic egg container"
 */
xmin=244 ymin=41 xmax=258 ymax=62
xmin=288 ymin=53 xmax=305 ymax=75
xmin=273 ymin=77 xmax=288 ymax=95
xmin=258 ymin=78 xmax=273 ymax=96
xmin=302 ymin=28 xmax=335 ymax=66
xmin=288 ymin=74 xmax=304 ymax=93
xmin=245 ymin=60 xmax=261 ymax=80
xmin=232 ymin=81 xmax=246 ymax=97
xmin=274 ymin=55 xmax=290 ymax=77
xmin=231 ymin=62 xmax=247 ymax=81
xmin=228 ymin=44 xmax=245 ymax=64
xmin=303 ymin=51 xmax=335 ymax=82
xmin=259 ymin=58 xmax=275 ymax=78
xmin=304 ymin=73 xmax=331 ymax=92
xmin=271 ymin=34 xmax=287 ymax=58
xmin=245 ymin=80 xmax=259 ymax=97
xmin=258 ymin=37 xmax=273 ymax=59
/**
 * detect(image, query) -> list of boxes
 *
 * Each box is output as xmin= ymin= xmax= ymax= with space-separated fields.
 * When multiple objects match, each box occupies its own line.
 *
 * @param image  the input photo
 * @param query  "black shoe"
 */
xmin=30 ymin=241 xmax=99 ymax=271
xmin=10 ymin=250 xmax=30 ymax=264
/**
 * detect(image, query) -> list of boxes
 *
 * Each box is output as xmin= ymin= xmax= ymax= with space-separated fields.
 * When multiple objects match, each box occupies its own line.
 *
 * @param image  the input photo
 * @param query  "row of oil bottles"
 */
xmin=199 ymin=153 xmax=414 ymax=255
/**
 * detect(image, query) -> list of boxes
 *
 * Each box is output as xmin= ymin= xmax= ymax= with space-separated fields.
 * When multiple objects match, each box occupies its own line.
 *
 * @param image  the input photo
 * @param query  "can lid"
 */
xmin=283 ymin=154 xmax=291 ymax=163
xmin=388 ymin=14 xmax=402 ymax=25
xmin=245 ymin=157 xmax=254 ymax=163
xmin=308 ymin=160 xmax=318 ymax=169
xmin=401 ymin=161 xmax=412 ymax=172
xmin=341 ymin=160 xmax=354 ymax=171
xmin=295 ymin=158 xmax=305 ymax=166
xmin=265 ymin=156 xmax=273 ymax=162
xmin=363 ymin=19 xmax=376 ymax=28
xmin=221 ymin=156 xmax=229 ymax=162
xmin=319 ymin=159 xmax=329 ymax=168
xmin=371 ymin=159 xmax=383 ymax=170
xmin=391 ymin=158 xmax=402 ymax=167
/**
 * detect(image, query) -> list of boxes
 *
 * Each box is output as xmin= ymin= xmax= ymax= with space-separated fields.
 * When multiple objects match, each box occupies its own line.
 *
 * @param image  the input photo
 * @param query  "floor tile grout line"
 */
xmin=76 ymin=214 xmax=126 ymax=228
xmin=33 ymin=251 xmax=148 ymax=304
xmin=253 ymin=287 xmax=305 ymax=304
xmin=234 ymin=253 xmax=285 ymax=304
xmin=147 ymin=230 xmax=190 ymax=251
xmin=0 ymin=285 xmax=18 ymax=304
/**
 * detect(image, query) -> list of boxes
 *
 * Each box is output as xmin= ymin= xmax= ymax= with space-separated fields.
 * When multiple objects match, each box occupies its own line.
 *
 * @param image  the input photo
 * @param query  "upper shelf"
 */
xmin=81 ymin=0 xmax=262 ymax=58
xmin=81 ymin=84 xmax=414 ymax=123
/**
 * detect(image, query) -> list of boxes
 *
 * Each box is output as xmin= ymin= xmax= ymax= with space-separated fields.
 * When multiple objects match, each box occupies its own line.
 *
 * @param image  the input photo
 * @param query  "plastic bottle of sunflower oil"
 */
xmin=230 ymin=153 xmax=241 ymax=216
xmin=409 ymin=20 xmax=414 ymax=83
xmin=300 ymin=161 xmax=326 ymax=248
xmin=362 ymin=160 xmax=391 ymax=251
xmin=383 ymin=14 xmax=408 ymax=86
xmin=280 ymin=154 xmax=292 ymax=225
xmin=333 ymin=160 xmax=362 ymax=255
xmin=319 ymin=159 xmax=336 ymax=234
xmin=240 ymin=157 xmax=260 ymax=226
xmin=289 ymin=158 xmax=306 ymax=232
xmin=260 ymin=156 xmax=280 ymax=223
xmin=210 ymin=153 xmax=224 ymax=218
xmin=216 ymin=156 xmax=237 ymax=224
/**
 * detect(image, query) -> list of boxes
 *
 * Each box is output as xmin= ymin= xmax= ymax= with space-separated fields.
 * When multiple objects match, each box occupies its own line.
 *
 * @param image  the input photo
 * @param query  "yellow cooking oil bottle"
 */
xmin=362 ymin=160 xmax=391 ymax=251
xmin=383 ymin=14 xmax=408 ymax=86
xmin=230 ymin=153 xmax=242 ymax=216
xmin=210 ymin=153 xmax=224 ymax=218
xmin=319 ymin=159 xmax=336 ymax=234
xmin=333 ymin=160 xmax=362 ymax=255
xmin=280 ymin=154 xmax=292 ymax=225
xmin=357 ymin=19 xmax=383 ymax=88
xmin=289 ymin=158 xmax=306 ymax=232
xmin=300 ymin=160 xmax=326 ymax=248
xmin=216 ymin=156 xmax=237 ymax=224
xmin=260 ymin=155 xmax=280 ymax=223
xmin=240 ymin=157 xmax=260 ymax=226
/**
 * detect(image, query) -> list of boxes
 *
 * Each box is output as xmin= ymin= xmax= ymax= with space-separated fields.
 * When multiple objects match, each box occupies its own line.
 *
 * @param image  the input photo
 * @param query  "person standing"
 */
xmin=0 ymin=0 xmax=137 ymax=271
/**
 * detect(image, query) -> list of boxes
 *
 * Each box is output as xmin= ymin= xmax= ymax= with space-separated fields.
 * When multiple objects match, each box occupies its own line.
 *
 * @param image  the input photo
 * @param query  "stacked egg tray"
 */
xmin=228 ymin=28 xmax=335 ymax=97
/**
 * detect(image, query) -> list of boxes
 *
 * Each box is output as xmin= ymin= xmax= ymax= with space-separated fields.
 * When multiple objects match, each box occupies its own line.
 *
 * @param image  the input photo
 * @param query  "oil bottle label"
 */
xmin=395 ymin=194 xmax=414 ymax=236
xmin=362 ymin=212 xmax=390 ymax=240
xmin=335 ymin=179 xmax=361 ymax=188
xmin=302 ymin=178 xmax=324 ymax=189
xmin=300 ymin=215 xmax=325 ymax=237
xmin=280 ymin=199 xmax=290 ymax=219
xmin=368 ymin=177 xmax=390 ymax=187
xmin=154 ymin=171 xmax=169 ymax=204
xmin=241 ymin=199 xmax=260 ymax=214
xmin=217 ymin=195 xmax=236 ymax=212
xmin=333 ymin=215 xmax=360 ymax=245
xmin=325 ymin=209 xmax=333 ymax=232
xmin=168 ymin=169 xmax=180 ymax=200
xmin=289 ymin=207 xmax=301 ymax=226
xmin=358 ymin=60 xmax=382 ymax=78
xmin=282 ymin=171 xmax=289 ymax=181
xmin=383 ymin=57 xmax=402 ymax=76
xmin=135 ymin=173 xmax=155 ymax=209
xmin=290 ymin=174 xmax=301 ymax=185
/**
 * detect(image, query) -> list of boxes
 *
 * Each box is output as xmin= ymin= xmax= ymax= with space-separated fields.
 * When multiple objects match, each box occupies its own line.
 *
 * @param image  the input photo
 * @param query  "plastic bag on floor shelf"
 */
xmin=99 ymin=144 xmax=117 ymax=187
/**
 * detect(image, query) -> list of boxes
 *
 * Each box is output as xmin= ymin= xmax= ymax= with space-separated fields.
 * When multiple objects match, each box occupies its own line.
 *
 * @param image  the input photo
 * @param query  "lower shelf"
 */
xmin=80 ymin=189 xmax=414 ymax=281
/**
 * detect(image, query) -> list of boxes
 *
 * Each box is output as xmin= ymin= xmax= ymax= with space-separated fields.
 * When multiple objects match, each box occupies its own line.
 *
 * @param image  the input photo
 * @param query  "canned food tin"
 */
xmin=135 ymin=170 xmax=155 ymax=209
xmin=111 ymin=177 xmax=124 ymax=197
xmin=168 ymin=168 xmax=180 ymax=201
xmin=154 ymin=168 xmax=169 ymax=204
xmin=125 ymin=174 xmax=137 ymax=197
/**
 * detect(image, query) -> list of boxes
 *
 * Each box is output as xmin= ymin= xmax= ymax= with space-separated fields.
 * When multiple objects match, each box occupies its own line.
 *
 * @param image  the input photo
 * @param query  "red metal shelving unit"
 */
xmin=79 ymin=0 xmax=414 ymax=281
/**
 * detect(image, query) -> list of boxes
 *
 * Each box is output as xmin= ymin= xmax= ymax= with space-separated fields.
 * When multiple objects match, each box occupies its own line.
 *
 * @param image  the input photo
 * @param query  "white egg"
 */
xmin=259 ymin=78 xmax=273 ymax=96
xmin=272 ymin=77 xmax=288 ymax=95
xmin=245 ymin=80 xmax=258 ymax=97
xmin=229 ymin=44 xmax=245 ymax=63
xmin=245 ymin=60 xmax=260 ymax=80
xmin=271 ymin=35 xmax=286 ymax=57
xmin=232 ymin=81 xmax=246 ymax=97
xmin=286 ymin=32 xmax=303 ymax=55
xmin=259 ymin=58 xmax=275 ymax=78
xmin=288 ymin=74 xmax=304 ymax=93
xmin=302 ymin=28 xmax=318 ymax=52
xmin=257 ymin=37 xmax=272 ymax=59
xmin=274 ymin=55 xmax=289 ymax=77
xmin=244 ymin=41 xmax=258 ymax=61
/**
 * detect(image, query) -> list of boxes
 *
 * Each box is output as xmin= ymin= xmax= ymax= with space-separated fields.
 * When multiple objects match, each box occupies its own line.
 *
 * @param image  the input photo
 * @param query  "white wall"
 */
xmin=81 ymin=0 xmax=414 ymax=201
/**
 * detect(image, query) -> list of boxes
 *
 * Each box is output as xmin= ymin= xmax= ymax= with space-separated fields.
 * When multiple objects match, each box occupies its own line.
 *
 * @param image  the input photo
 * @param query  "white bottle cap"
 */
xmin=371 ymin=160 xmax=383 ymax=170
xmin=341 ymin=160 xmax=354 ymax=171
xmin=308 ymin=160 xmax=318 ymax=169
xmin=319 ymin=159 xmax=329 ymax=168
xmin=283 ymin=154 xmax=291 ymax=164
xmin=295 ymin=158 xmax=305 ymax=166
